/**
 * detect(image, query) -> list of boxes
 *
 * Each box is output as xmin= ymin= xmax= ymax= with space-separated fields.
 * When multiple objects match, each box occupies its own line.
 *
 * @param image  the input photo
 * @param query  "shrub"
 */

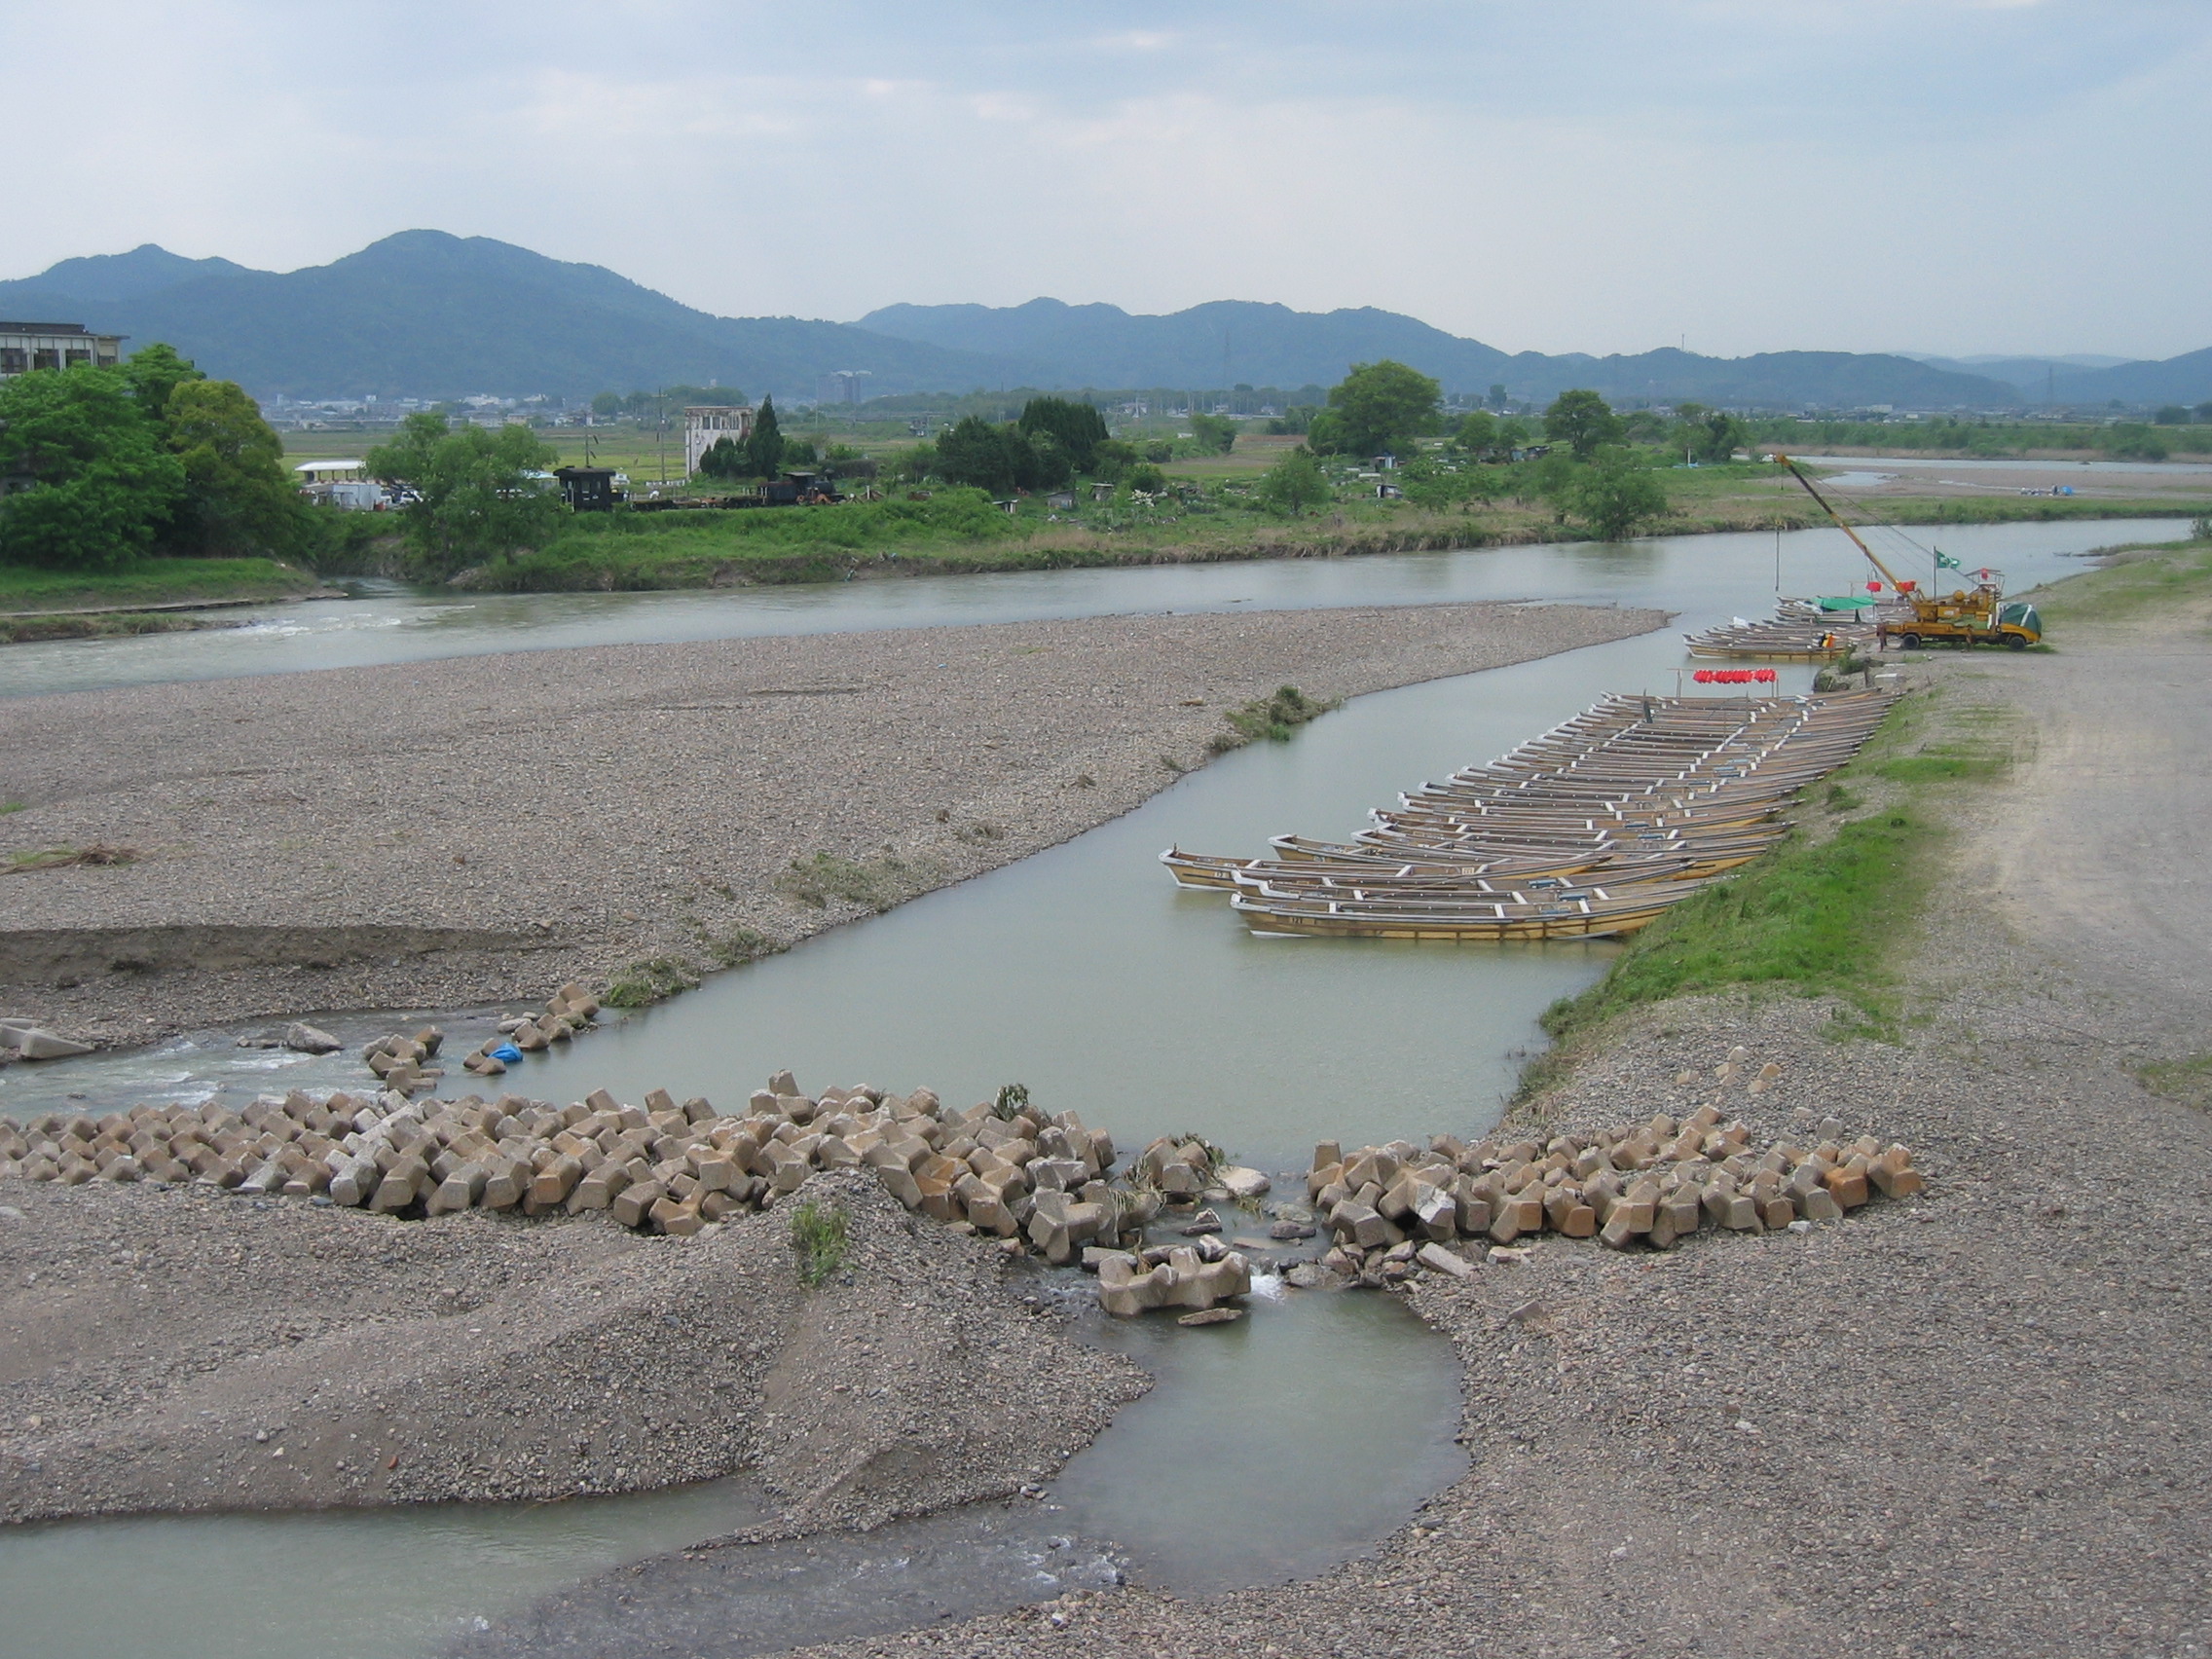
xmin=790 ymin=1199 xmax=850 ymax=1286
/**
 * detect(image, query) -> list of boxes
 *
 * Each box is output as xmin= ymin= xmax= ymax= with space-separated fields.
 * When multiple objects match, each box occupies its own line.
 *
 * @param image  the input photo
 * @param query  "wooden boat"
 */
xmin=1229 ymin=878 xmax=1713 ymax=940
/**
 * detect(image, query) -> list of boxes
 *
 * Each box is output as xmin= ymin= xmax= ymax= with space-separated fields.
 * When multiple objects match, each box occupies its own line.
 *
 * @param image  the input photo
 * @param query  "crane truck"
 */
xmin=1776 ymin=455 xmax=2043 ymax=650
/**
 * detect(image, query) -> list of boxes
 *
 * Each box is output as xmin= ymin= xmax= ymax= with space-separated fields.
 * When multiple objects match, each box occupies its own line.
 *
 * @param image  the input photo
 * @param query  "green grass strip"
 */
xmin=1540 ymin=806 xmax=1937 ymax=1046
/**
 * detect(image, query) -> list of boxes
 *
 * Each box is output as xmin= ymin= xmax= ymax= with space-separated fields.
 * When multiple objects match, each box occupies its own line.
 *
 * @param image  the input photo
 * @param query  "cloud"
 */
xmin=1 ymin=0 xmax=2204 ymax=357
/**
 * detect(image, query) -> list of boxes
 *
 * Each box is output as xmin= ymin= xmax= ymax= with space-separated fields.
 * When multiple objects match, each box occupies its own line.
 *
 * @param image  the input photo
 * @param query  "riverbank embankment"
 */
xmin=0 ymin=600 xmax=1662 ymax=1045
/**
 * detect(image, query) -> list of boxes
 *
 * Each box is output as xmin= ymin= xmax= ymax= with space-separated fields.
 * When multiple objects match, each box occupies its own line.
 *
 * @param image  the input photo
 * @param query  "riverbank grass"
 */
xmin=1529 ymin=687 xmax=2016 ymax=1088
xmin=2024 ymin=532 xmax=2212 ymax=626
xmin=0 ymin=557 xmax=324 ymax=614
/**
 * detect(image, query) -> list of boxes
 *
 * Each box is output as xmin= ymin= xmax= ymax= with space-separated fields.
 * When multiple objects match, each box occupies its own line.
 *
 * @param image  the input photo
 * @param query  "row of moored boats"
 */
xmin=1160 ymin=689 xmax=1894 ymax=940
xmin=1681 ymin=599 xmax=1885 ymax=661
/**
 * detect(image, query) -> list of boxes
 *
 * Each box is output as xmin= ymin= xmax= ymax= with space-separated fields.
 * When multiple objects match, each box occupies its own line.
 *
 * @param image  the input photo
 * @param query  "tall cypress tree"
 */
xmin=744 ymin=396 xmax=785 ymax=478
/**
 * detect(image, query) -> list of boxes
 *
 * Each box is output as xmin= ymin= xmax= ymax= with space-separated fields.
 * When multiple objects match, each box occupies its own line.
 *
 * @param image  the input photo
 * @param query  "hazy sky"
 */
xmin=5 ymin=1 xmax=2204 ymax=358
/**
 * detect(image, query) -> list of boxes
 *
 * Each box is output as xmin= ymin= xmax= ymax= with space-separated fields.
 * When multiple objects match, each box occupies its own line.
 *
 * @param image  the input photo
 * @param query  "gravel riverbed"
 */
xmin=0 ymin=600 xmax=1660 ymax=1046
xmin=0 ymin=1165 xmax=1141 ymax=1528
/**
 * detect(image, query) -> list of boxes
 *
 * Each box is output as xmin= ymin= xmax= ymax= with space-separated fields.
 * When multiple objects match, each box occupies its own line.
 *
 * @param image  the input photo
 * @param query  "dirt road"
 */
xmin=1972 ymin=592 xmax=2212 ymax=1037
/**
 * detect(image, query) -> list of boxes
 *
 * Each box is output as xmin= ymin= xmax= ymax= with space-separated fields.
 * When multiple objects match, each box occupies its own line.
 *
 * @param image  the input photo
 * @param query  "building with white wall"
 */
xmin=0 ymin=321 xmax=125 ymax=378
xmin=684 ymin=405 xmax=755 ymax=474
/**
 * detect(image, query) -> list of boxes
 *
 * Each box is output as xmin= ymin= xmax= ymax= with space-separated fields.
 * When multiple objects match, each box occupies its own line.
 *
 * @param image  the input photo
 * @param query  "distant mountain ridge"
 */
xmin=0 ymin=232 xmax=1008 ymax=402
xmin=854 ymin=297 xmax=2038 ymax=409
xmin=4 ymin=232 xmax=2206 ymax=409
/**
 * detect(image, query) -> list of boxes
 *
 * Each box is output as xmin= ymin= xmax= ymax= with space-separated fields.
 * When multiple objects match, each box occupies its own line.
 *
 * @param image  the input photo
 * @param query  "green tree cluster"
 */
xmin=936 ymin=415 xmax=1055 ymax=494
xmin=1309 ymin=360 xmax=1442 ymax=457
xmin=1542 ymin=388 xmax=1626 ymax=459
xmin=590 ymin=385 xmax=736 ymax=421
xmin=1257 ymin=447 xmax=1331 ymax=516
xmin=1671 ymin=401 xmax=1748 ymax=463
xmin=1016 ymin=396 xmax=1110 ymax=472
xmin=0 ymin=344 xmax=306 ymax=571
xmin=1187 ymin=412 xmax=1238 ymax=455
xmin=365 ymin=413 xmax=559 ymax=576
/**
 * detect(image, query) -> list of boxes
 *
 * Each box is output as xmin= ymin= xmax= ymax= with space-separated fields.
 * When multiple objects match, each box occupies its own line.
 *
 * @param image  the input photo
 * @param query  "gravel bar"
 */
xmin=0 ymin=601 xmax=1661 ymax=1045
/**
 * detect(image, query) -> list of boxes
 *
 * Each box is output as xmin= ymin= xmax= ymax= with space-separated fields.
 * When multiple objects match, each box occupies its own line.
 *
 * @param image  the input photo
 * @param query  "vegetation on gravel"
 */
xmin=773 ymin=850 xmax=926 ymax=912
xmin=790 ymin=1198 xmax=851 ymax=1287
xmin=1211 ymin=683 xmax=1340 ymax=752
xmin=2135 ymin=1052 xmax=2212 ymax=1113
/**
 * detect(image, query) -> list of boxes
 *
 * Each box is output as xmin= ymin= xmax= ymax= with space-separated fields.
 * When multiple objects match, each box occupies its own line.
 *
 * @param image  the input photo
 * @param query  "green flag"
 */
xmin=1936 ymin=549 xmax=1962 ymax=570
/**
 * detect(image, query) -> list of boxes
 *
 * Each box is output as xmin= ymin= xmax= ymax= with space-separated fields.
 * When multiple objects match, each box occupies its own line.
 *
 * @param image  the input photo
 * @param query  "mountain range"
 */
xmin=3 ymin=232 xmax=2205 ymax=411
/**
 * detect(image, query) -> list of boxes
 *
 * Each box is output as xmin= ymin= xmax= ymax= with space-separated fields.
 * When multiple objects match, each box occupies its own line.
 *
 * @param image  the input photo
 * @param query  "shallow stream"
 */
xmin=0 ymin=518 xmax=2183 ymax=1656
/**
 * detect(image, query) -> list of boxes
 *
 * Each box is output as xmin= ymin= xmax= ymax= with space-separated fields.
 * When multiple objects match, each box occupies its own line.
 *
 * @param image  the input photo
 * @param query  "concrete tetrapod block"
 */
xmin=1417 ymin=1242 xmax=1475 ymax=1279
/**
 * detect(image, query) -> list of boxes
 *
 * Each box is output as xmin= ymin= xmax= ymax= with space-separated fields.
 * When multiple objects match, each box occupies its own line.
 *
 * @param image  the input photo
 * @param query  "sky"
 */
xmin=4 ymin=0 xmax=2206 ymax=360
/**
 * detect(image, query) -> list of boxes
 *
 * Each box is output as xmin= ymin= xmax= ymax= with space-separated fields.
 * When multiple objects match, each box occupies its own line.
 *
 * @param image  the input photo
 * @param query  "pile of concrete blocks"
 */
xmin=2 ymin=1090 xmax=404 ymax=1196
xmin=1124 ymin=1134 xmax=1271 ymax=1203
xmin=461 ymin=983 xmax=603 ymax=1077
xmin=361 ymin=1027 xmax=444 ymax=1095
xmin=1090 ymin=1240 xmax=1254 ymax=1316
xmin=1309 ymin=1105 xmax=1923 ymax=1272
xmin=0 ymin=1070 xmax=1150 ymax=1248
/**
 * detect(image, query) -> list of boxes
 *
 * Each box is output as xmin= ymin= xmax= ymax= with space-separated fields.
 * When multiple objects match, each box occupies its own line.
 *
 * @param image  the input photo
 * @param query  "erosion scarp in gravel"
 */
xmin=0 ymin=601 xmax=1661 ymax=1045
xmin=0 ymin=1166 xmax=1143 ymax=1529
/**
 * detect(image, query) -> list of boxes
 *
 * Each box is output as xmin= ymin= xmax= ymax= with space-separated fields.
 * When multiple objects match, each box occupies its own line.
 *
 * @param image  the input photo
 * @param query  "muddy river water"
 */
xmin=0 ymin=519 xmax=2183 ymax=1657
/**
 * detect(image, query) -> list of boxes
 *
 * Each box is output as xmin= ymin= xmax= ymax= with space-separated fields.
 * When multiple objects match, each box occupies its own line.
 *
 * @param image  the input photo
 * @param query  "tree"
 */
xmin=1488 ymin=383 xmax=1510 ymax=410
xmin=1324 ymin=360 xmax=1442 ymax=457
xmin=1124 ymin=461 xmax=1168 ymax=496
xmin=0 ymin=364 xmax=185 ymax=569
xmin=1675 ymin=403 xmax=1747 ymax=463
xmin=590 ymin=391 xmax=624 ymax=418
xmin=1493 ymin=415 xmax=1533 ymax=451
xmin=365 ymin=413 xmax=560 ymax=576
xmin=1544 ymin=389 xmax=1625 ymax=460
xmin=894 ymin=441 xmax=939 ymax=484
xmin=696 ymin=436 xmax=747 ymax=479
xmin=163 ymin=379 xmax=301 ymax=556
xmin=936 ymin=416 xmax=1042 ymax=494
xmin=1257 ymin=447 xmax=1331 ymax=516
xmin=2154 ymin=405 xmax=2191 ymax=426
xmin=1188 ymin=412 xmax=1237 ymax=455
xmin=744 ymin=395 xmax=786 ymax=477
xmin=1090 ymin=438 xmax=1139 ymax=481
xmin=1566 ymin=446 xmax=1670 ymax=540
xmin=1026 ymin=429 xmax=1073 ymax=488
xmin=121 ymin=343 xmax=204 ymax=424
xmin=1017 ymin=396 xmax=1110 ymax=472
xmin=1451 ymin=410 xmax=1498 ymax=455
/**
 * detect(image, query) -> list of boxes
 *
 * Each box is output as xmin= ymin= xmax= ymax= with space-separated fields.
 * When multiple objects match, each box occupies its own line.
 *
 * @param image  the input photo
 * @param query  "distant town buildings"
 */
xmin=683 ymin=404 xmax=755 ymax=474
xmin=0 ymin=320 xmax=125 ymax=378
xmin=816 ymin=369 xmax=872 ymax=405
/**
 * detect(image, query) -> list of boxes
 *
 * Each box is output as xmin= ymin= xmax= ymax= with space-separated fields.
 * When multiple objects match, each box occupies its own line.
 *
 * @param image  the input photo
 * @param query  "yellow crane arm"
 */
xmin=1775 ymin=453 xmax=1907 ymax=591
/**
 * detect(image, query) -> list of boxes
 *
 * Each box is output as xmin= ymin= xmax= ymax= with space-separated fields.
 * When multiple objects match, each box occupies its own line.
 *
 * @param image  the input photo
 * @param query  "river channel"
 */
xmin=0 ymin=518 xmax=2184 ymax=1657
